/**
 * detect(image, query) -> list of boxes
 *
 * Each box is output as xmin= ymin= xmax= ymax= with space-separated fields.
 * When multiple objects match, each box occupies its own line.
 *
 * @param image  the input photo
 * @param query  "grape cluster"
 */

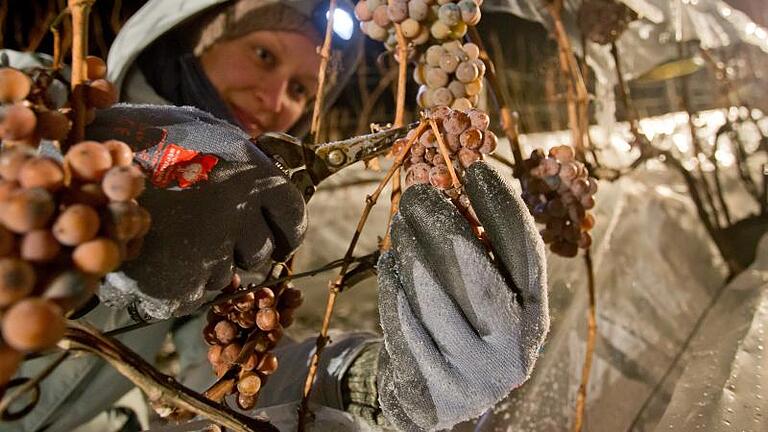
xmin=521 ymin=146 xmax=598 ymax=257
xmin=0 ymin=58 xmax=145 ymax=387
xmin=578 ymin=0 xmax=637 ymax=45
xmin=414 ymin=40 xmax=485 ymax=110
xmin=396 ymin=106 xmax=496 ymax=212
xmin=355 ymin=0 xmax=482 ymax=50
xmin=203 ymin=278 xmax=303 ymax=410
xmin=0 ymin=56 xmax=117 ymax=147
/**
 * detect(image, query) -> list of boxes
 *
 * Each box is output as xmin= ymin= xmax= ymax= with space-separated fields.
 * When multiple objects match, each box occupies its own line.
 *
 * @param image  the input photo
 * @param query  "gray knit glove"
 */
xmin=85 ymin=105 xmax=307 ymax=319
xmin=377 ymin=162 xmax=549 ymax=431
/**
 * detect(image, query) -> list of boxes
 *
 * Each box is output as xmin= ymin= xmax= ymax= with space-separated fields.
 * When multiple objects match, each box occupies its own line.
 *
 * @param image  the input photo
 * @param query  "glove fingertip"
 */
xmin=464 ymin=162 xmax=548 ymax=306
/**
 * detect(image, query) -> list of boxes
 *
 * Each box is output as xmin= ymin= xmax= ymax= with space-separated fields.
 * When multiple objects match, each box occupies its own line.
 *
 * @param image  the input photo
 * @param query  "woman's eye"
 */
xmin=252 ymin=47 xmax=275 ymax=66
xmin=288 ymin=81 xmax=310 ymax=101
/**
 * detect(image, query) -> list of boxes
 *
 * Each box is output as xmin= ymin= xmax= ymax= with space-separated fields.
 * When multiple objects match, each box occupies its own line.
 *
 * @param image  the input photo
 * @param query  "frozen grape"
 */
xmin=408 ymin=0 xmax=429 ymax=20
xmin=0 ymin=258 xmax=35 ymax=306
xmin=1 ymin=104 xmax=37 ymax=140
xmin=387 ymin=1 xmax=408 ymax=23
xmin=429 ymin=165 xmax=452 ymax=189
xmin=438 ymin=3 xmax=461 ymax=26
xmin=20 ymin=230 xmax=61 ymax=262
xmin=419 ymin=129 xmax=437 ymax=148
xmin=443 ymin=110 xmax=471 ymax=135
xmin=459 ymin=128 xmax=483 ymax=149
xmin=448 ymin=80 xmax=466 ymax=99
xmin=439 ymin=53 xmax=460 ymax=73
xmin=425 ymin=67 xmax=449 ymax=88
xmin=53 ymin=204 xmax=100 ymax=246
xmin=412 ymin=26 xmax=431 ymax=45
xmin=87 ymin=79 xmax=118 ymax=109
xmin=72 ymin=237 xmax=121 ymax=276
xmin=257 ymin=352 xmax=278 ymax=375
xmin=450 ymin=21 xmax=468 ymax=38
xmin=373 ymin=5 xmax=391 ymax=27
xmin=207 ymin=344 xmax=223 ymax=365
xmin=254 ymin=287 xmax=275 ymax=309
xmin=66 ymin=141 xmax=113 ymax=182
xmin=2 ymin=298 xmax=65 ymax=352
xmin=426 ymin=45 xmax=445 ymax=67
xmin=2 ymin=188 xmax=55 ymax=233
xmin=455 ymin=61 xmax=479 ymax=83
xmin=478 ymin=130 xmax=498 ymax=154
xmin=432 ymin=87 xmax=454 ymax=107
xmin=214 ymin=320 xmax=238 ymax=345
xmin=256 ymin=308 xmax=279 ymax=331
xmin=458 ymin=148 xmax=481 ymax=168
xmin=467 ymin=108 xmax=489 ymax=130
xmin=464 ymin=80 xmax=482 ymax=98
xmin=101 ymin=165 xmax=145 ymax=202
xmin=0 ymin=147 xmax=33 ymax=181
xmin=463 ymin=43 xmax=481 ymax=60
xmin=18 ymin=157 xmax=64 ymax=192
xmin=103 ymin=140 xmax=134 ymax=167
xmin=36 ymin=110 xmax=71 ymax=141
xmin=86 ymin=56 xmax=108 ymax=80
xmin=364 ymin=21 xmax=388 ymax=41
xmin=237 ymin=393 xmax=257 ymax=410
xmin=401 ymin=18 xmax=421 ymax=38
xmin=0 ymin=68 xmax=32 ymax=103
xmin=237 ymin=372 xmax=262 ymax=396
xmin=430 ymin=20 xmax=451 ymax=39
xmin=354 ymin=0 xmax=374 ymax=21
xmin=458 ymin=0 xmax=481 ymax=25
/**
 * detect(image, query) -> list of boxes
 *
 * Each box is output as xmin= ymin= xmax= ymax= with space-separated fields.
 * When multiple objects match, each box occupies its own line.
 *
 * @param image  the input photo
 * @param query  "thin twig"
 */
xmin=572 ymin=248 xmax=597 ymax=432
xmin=470 ymin=27 xmax=524 ymax=177
xmin=381 ymin=19 xmax=411 ymax=251
xmin=67 ymin=0 xmax=92 ymax=146
xmin=62 ymin=322 xmax=278 ymax=432
xmin=355 ymin=67 xmax=398 ymax=135
xmin=310 ymin=0 xmax=337 ymax=144
xmin=298 ymin=121 xmax=428 ymax=429
xmin=546 ymin=0 xmax=589 ymax=163
xmin=430 ymin=119 xmax=461 ymax=188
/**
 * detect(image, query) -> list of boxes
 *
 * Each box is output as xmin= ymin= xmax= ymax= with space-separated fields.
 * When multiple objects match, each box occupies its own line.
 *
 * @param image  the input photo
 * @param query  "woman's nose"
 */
xmin=256 ymin=75 xmax=290 ymax=114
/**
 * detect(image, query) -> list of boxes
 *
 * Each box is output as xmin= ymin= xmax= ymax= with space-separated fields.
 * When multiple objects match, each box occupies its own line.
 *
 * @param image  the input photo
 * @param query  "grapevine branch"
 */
xmin=468 ymin=26 xmax=524 ymax=177
xmin=298 ymin=121 xmax=428 ymax=429
xmin=381 ymin=19 xmax=411 ymax=251
xmin=546 ymin=0 xmax=590 ymax=162
xmin=67 ymin=0 xmax=93 ymax=146
xmin=572 ymin=249 xmax=597 ymax=432
xmin=61 ymin=322 xmax=278 ymax=432
xmin=309 ymin=0 xmax=337 ymax=144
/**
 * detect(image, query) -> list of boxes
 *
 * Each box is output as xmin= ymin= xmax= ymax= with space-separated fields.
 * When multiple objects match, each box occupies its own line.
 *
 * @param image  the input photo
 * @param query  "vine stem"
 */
xmin=298 ymin=121 xmax=429 ymax=430
xmin=468 ymin=26 xmax=525 ymax=178
xmin=310 ymin=0 xmax=337 ymax=144
xmin=67 ymin=0 xmax=92 ymax=146
xmin=572 ymin=248 xmax=597 ymax=432
xmin=381 ymin=20 xmax=410 ymax=251
xmin=546 ymin=0 xmax=589 ymax=163
xmin=62 ymin=322 xmax=278 ymax=432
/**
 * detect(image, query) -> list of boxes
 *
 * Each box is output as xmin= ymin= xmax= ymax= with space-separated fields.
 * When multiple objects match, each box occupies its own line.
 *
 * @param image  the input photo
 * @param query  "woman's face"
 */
xmin=200 ymin=30 xmax=321 ymax=137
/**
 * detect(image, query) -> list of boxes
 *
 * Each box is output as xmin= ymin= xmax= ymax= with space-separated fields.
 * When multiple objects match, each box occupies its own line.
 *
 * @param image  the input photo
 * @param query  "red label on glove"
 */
xmin=135 ymin=129 xmax=219 ymax=188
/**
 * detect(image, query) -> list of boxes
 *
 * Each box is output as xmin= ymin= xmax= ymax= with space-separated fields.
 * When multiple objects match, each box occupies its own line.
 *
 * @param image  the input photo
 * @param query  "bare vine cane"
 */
xmin=468 ymin=26 xmax=525 ymax=178
xmin=545 ymin=0 xmax=590 ymax=163
xmin=49 ymin=8 xmax=72 ymax=71
xmin=309 ymin=0 xmax=337 ymax=146
xmin=67 ymin=0 xmax=94 ymax=147
xmin=380 ymin=19 xmax=411 ymax=251
xmin=572 ymin=248 xmax=597 ymax=432
xmin=61 ymin=322 xmax=279 ymax=432
xmin=298 ymin=121 xmax=429 ymax=429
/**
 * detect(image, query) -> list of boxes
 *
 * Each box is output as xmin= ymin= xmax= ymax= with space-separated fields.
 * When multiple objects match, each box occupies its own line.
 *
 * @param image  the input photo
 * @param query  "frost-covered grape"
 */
xmin=455 ymin=61 xmax=479 ymax=83
xmin=425 ymin=67 xmax=449 ymax=88
xmin=430 ymin=20 xmax=451 ymax=39
xmin=401 ymin=18 xmax=421 ymax=38
xmin=432 ymin=87 xmax=454 ymax=106
xmin=408 ymin=0 xmax=429 ymax=20
xmin=439 ymin=53 xmax=460 ymax=73
xmin=438 ymin=3 xmax=461 ymax=26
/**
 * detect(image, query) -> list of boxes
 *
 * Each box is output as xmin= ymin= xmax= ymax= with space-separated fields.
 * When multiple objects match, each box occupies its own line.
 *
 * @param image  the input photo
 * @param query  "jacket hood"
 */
xmin=107 ymin=0 xmax=361 ymax=136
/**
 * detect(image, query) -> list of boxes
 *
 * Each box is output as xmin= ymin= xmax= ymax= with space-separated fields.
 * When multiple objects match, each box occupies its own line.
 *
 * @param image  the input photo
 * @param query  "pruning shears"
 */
xmin=253 ymin=124 xmax=416 ymax=202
